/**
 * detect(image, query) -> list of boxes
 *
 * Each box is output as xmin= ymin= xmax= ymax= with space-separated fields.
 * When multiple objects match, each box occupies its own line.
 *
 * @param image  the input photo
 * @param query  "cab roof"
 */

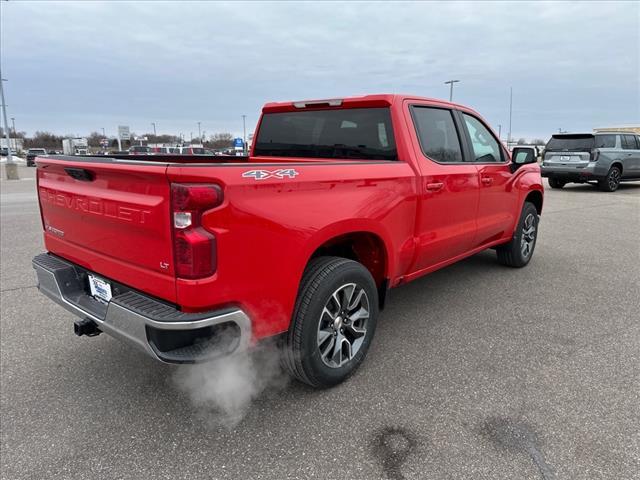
xmin=262 ymin=94 xmax=468 ymax=113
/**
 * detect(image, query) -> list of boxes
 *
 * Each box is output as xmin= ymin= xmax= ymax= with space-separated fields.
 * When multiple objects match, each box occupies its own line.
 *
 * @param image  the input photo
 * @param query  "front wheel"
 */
xmin=496 ymin=202 xmax=539 ymax=268
xmin=282 ymin=256 xmax=379 ymax=388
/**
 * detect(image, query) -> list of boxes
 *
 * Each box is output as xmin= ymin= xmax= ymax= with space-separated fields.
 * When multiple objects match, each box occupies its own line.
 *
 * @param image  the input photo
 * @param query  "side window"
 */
xmin=411 ymin=106 xmax=463 ymax=163
xmin=595 ymin=135 xmax=616 ymax=148
xmin=622 ymin=135 xmax=637 ymax=150
xmin=462 ymin=114 xmax=502 ymax=162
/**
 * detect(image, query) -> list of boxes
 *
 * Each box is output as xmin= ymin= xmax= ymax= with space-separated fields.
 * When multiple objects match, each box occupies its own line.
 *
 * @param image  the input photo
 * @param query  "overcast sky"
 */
xmin=1 ymin=1 xmax=638 ymax=140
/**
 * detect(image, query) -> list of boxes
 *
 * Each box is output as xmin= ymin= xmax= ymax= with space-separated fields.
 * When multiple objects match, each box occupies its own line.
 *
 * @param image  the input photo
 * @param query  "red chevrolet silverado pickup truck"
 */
xmin=32 ymin=94 xmax=543 ymax=388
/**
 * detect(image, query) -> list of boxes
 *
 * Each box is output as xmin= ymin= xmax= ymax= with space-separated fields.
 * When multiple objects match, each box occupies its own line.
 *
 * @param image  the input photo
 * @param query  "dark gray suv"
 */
xmin=541 ymin=132 xmax=640 ymax=191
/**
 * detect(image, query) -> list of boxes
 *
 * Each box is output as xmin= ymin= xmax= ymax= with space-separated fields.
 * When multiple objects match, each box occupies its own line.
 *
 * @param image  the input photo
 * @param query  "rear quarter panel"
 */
xmin=167 ymin=161 xmax=418 ymax=338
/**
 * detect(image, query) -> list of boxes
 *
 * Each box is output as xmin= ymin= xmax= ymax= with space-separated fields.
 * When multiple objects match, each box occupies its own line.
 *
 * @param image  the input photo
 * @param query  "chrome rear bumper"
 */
xmin=32 ymin=253 xmax=251 ymax=363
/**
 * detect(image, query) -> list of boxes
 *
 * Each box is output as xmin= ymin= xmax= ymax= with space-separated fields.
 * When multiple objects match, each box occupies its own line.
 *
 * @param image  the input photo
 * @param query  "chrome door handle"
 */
xmin=426 ymin=182 xmax=444 ymax=191
xmin=481 ymin=177 xmax=493 ymax=185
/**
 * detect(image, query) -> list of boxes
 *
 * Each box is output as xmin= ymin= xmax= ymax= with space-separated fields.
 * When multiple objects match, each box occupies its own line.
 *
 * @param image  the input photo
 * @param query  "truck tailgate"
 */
xmin=37 ymin=157 xmax=177 ymax=302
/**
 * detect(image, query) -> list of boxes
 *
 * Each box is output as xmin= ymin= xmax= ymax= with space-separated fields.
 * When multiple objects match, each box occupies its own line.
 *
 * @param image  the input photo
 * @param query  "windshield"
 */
xmin=546 ymin=134 xmax=594 ymax=151
xmin=254 ymin=107 xmax=397 ymax=160
xmin=29 ymin=149 xmax=47 ymax=154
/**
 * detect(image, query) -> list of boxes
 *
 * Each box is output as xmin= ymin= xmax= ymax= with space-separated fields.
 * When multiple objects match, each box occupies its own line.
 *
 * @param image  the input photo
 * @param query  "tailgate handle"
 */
xmin=64 ymin=167 xmax=95 ymax=182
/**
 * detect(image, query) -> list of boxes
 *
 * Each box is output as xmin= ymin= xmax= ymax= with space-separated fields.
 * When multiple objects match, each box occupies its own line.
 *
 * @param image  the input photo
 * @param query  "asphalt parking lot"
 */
xmin=1 ymin=164 xmax=639 ymax=480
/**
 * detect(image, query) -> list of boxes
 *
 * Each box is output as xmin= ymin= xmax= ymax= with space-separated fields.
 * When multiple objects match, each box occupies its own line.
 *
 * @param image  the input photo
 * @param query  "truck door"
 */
xmin=405 ymin=103 xmax=480 ymax=271
xmin=457 ymin=111 xmax=518 ymax=247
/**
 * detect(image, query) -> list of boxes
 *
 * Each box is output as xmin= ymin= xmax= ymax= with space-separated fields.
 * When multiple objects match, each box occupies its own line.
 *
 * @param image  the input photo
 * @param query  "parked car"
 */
xmin=151 ymin=146 xmax=180 ymax=154
xmin=541 ymin=132 xmax=640 ymax=191
xmin=128 ymin=145 xmax=151 ymax=154
xmin=0 ymin=147 xmax=10 ymax=157
xmin=32 ymin=94 xmax=543 ymax=388
xmin=179 ymin=146 xmax=206 ymax=155
xmin=26 ymin=148 xmax=48 ymax=167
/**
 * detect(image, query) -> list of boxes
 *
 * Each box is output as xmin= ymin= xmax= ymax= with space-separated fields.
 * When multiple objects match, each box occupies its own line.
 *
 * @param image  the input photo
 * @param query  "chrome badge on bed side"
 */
xmin=242 ymin=169 xmax=299 ymax=180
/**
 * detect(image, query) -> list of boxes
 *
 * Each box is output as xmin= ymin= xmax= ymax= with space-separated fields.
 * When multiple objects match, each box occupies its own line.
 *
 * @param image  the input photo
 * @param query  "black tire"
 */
xmin=496 ymin=202 xmax=539 ymax=268
xmin=548 ymin=177 xmax=565 ymax=189
xmin=282 ymin=256 xmax=379 ymax=388
xmin=598 ymin=166 xmax=621 ymax=192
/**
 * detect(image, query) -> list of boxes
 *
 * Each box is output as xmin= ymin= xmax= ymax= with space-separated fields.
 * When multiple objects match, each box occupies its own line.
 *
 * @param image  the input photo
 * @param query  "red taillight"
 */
xmin=171 ymin=183 xmax=223 ymax=279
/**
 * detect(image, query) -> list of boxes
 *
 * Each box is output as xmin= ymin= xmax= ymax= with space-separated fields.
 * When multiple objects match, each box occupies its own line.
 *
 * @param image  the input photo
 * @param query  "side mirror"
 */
xmin=511 ymin=147 xmax=536 ymax=172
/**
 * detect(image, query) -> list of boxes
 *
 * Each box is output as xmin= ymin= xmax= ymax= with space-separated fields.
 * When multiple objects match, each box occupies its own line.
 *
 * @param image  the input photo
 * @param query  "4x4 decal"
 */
xmin=242 ymin=169 xmax=299 ymax=180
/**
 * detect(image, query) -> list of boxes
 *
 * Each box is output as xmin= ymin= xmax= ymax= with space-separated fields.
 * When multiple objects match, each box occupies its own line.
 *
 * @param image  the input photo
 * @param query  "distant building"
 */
xmin=593 ymin=125 xmax=640 ymax=134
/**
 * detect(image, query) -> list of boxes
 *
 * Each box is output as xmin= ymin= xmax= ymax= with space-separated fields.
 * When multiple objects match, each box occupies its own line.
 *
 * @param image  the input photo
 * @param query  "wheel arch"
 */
xmin=303 ymin=223 xmax=393 ymax=309
xmin=524 ymin=189 xmax=543 ymax=214
xmin=611 ymin=161 xmax=623 ymax=175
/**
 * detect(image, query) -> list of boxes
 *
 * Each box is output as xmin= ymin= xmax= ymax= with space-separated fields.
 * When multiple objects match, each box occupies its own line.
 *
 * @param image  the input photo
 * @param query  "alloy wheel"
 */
xmin=317 ymin=283 xmax=370 ymax=368
xmin=608 ymin=169 xmax=621 ymax=190
xmin=520 ymin=213 xmax=537 ymax=258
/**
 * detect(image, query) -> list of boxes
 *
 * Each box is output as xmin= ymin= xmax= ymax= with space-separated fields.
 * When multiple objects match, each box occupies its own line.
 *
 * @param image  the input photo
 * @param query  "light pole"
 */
xmin=151 ymin=122 xmax=157 ymax=137
xmin=10 ymin=117 xmax=16 ymax=152
xmin=241 ymin=115 xmax=247 ymax=154
xmin=498 ymin=124 xmax=502 ymax=141
xmin=508 ymin=87 xmax=513 ymax=147
xmin=101 ymin=127 xmax=106 ymax=137
xmin=444 ymin=79 xmax=460 ymax=102
xmin=1 ymin=76 xmax=18 ymax=179
xmin=197 ymin=122 xmax=201 ymax=143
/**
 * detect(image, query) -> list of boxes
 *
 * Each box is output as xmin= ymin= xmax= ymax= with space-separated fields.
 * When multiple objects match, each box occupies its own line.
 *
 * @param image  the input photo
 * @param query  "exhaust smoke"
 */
xmin=172 ymin=338 xmax=289 ymax=428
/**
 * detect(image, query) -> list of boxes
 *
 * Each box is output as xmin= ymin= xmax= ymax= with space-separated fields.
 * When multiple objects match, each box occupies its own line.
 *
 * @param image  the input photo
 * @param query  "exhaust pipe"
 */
xmin=74 ymin=318 xmax=101 ymax=337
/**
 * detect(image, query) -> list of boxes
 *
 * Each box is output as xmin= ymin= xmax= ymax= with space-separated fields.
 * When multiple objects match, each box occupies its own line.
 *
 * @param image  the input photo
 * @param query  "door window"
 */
xmin=411 ymin=107 xmax=463 ymax=163
xmin=594 ymin=135 xmax=617 ymax=148
xmin=462 ymin=114 xmax=502 ymax=163
xmin=622 ymin=135 xmax=638 ymax=150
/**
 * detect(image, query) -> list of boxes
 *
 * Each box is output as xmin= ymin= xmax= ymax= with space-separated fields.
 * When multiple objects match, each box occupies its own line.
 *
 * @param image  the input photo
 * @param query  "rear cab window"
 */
xmin=253 ymin=108 xmax=397 ymax=160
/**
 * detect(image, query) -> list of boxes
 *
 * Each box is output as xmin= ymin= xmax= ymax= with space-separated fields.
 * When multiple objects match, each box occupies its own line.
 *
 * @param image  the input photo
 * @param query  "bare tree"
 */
xmin=142 ymin=133 xmax=180 ymax=145
xmin=23 ymin=131 xmax=65 ymax=150
xmin=209 ymin=132 xmax=234 ymax=149
xmin=87 ymin=131 xmax=103 ymax=148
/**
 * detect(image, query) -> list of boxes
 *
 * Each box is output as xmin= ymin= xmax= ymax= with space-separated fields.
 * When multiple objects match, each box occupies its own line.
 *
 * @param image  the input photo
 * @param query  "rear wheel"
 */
xmin=282 ymin=256 xmax=378 ymax=388
xmin=496 ymin=202 xmax=539 ymax=268
xmin=598 ymin=166 xmax=621 ymax=192
xmin=548 ymin=177 xmax=565 ymax=189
